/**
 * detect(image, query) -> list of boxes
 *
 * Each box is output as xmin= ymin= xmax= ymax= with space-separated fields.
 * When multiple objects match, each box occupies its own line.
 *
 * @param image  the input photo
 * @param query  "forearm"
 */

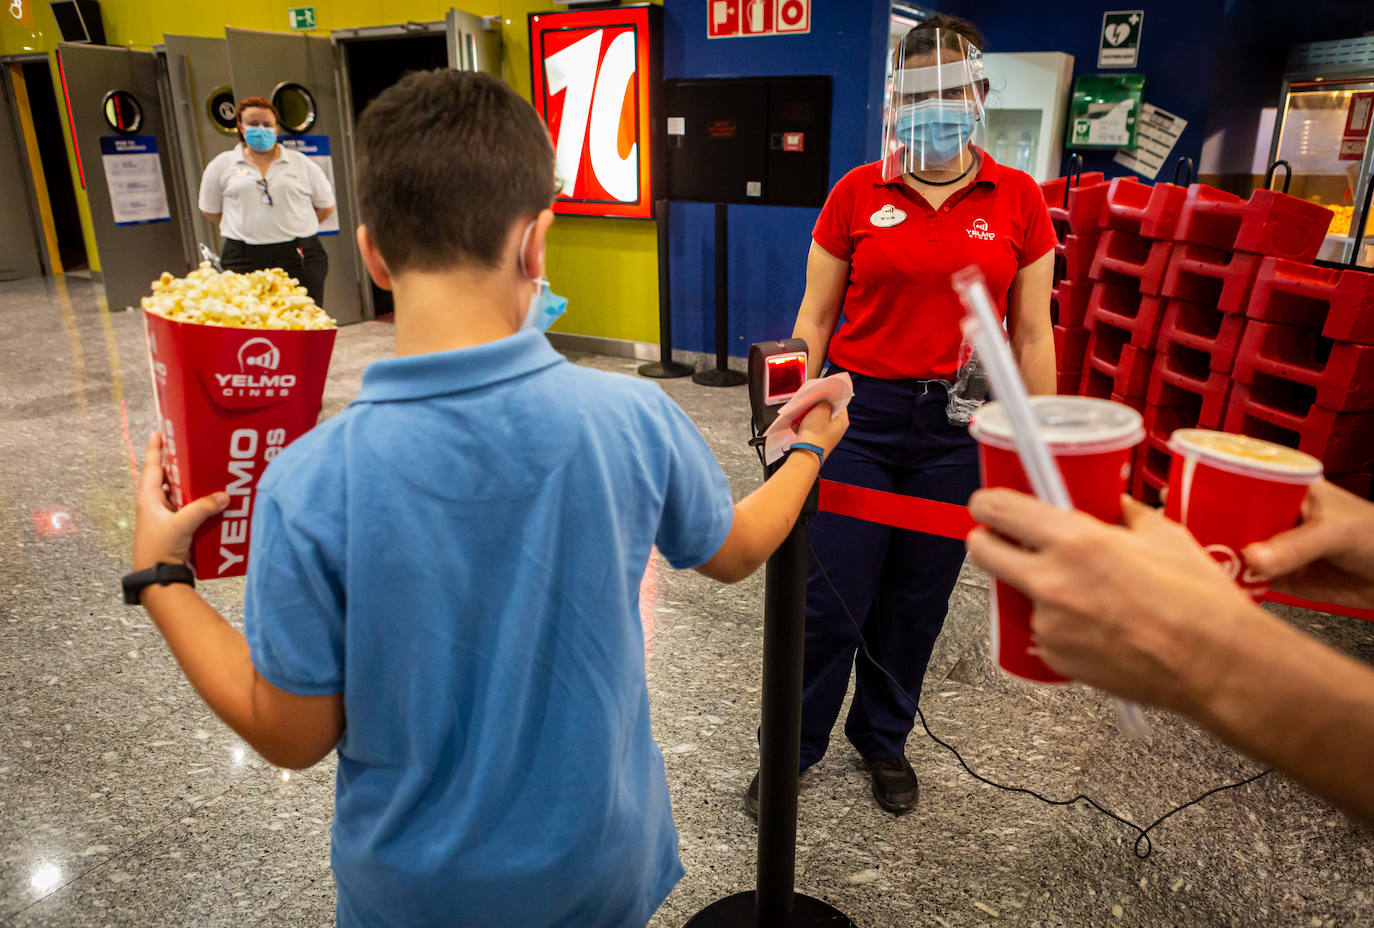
xmin=1191 ymin=601 xmax=1374 ymax=824
xmin=793 ymin=318 xmax=833 ymax=379
xmin=140 ymin=585 xmax=297 ymax=764
xmin=705 ymin=451 xmax=821 ymax=582
xmin=1014 ymin=332 xmax=1056 ymax=395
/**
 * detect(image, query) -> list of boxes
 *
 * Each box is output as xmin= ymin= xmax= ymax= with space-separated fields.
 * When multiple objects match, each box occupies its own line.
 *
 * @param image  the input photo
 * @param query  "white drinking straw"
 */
xmin=952 ymin=267 xmax=1150 ymax=740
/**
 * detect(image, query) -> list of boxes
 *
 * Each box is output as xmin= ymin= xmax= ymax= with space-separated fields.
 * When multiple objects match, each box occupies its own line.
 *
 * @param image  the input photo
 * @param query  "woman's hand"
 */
xmin=132 ymin=433 xmax=229 ymax=572
xmin=1243 ymin=480 xmax=1374 ymax=611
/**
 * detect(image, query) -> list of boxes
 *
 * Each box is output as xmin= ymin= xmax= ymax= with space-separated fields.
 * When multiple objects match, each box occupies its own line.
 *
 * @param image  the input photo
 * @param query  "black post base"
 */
xmin=638 ymin=360 xmax=694 ymax=379
xmin=683 ymin=891 xmax=857 ymax=927
xmin=692 ymin=368 xmax=747 ymax=387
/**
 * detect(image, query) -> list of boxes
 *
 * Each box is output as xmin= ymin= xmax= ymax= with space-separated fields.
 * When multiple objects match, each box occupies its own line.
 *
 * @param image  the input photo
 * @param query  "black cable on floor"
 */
xmin=809 ymin=541 xmax=1273 ymax=859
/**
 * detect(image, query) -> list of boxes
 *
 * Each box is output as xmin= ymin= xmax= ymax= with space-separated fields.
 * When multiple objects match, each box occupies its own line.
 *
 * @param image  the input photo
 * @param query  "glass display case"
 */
xmin=1269 ymin=39 xmax=1374 ymax=269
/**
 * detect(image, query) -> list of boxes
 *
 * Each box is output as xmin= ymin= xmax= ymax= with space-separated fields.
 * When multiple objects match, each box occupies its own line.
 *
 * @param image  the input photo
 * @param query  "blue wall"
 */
xmin=661 ymin=0 xmax=891 ymax=357
xmin=940 ymin=0 xmax=1227 ymax=183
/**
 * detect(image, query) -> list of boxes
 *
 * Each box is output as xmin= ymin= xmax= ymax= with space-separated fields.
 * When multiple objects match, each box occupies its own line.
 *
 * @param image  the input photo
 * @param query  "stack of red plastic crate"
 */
xmin=1042 ymin=172 xmax=1107 ymax=396
xmin=1039 ymin=173 xmax=1371 ymax=504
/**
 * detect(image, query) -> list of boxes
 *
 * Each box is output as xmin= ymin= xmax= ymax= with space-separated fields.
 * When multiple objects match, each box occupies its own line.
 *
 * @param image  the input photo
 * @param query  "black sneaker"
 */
xmin=743 ymin=768 xmax=802 ymax=820
xmin=866 ymin=756 xmax=918 ymax=814
xmin=744 ymin=769 xmax=761 ymax=819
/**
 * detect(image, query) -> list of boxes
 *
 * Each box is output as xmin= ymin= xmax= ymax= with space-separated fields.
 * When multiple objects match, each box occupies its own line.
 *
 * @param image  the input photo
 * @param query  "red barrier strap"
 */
xmin=817 ymin=479 xmax=976 ymax=541
xmin=1260 ymin=591 xmax=1374 ymax=622
xmin=817 ymin=479 xmax=1373 ymax=622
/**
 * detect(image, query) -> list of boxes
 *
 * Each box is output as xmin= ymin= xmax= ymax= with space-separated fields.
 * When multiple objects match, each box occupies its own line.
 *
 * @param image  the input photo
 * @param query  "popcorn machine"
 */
xmin=1268 ymin=38 xmax=1374 ymax=269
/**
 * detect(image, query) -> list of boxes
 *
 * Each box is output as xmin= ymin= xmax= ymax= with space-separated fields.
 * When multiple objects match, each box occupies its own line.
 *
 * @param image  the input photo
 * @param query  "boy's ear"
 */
xmin=520 ymin=208 xmax=556 ymax=281
xmin=356 ymin=225 xmax=393 ymax=291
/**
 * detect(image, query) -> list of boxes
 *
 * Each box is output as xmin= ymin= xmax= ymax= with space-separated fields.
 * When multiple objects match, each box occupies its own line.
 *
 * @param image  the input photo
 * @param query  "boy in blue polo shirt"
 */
xmin=129 ymin=70 xmax=847 ymax=926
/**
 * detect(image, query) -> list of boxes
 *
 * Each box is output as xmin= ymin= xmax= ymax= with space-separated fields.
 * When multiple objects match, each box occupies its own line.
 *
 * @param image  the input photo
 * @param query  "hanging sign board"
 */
xmin=99 ymin=136 xmax=171 ymax=225
xmin=1098 ymin=11 xmax=1143 ymax=69
xmin=278 ymin=134 xmax=339 ymax=235
xmin=708 ymin=0 xmax=811 ymax=39
xmin=530 ymin=6 xmax=660 ymax=219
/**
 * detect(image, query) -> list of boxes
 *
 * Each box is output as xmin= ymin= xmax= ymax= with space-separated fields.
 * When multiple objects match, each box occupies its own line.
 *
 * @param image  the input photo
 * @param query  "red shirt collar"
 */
xmin=877 ymin=145 xmax=1001 ymax=190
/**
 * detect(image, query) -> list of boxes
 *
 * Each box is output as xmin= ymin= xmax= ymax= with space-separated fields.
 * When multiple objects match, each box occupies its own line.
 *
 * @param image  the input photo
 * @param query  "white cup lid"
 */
xmin=1167 ymin=429 xmax=1322 ymax=482
xmin=970 ymin=397 xmax=1145 ymax=454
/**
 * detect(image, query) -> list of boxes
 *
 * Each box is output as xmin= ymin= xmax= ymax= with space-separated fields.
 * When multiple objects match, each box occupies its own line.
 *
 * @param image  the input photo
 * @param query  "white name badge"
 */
xmin=870 ymin=204 xmax=907 ymax=227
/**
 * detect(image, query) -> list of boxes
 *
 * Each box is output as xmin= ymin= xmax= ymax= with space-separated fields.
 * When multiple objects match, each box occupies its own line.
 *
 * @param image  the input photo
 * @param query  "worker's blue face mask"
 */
xmin=519 ymin=220 xmax=567 ymax=333
xmin=243 ymin=126 xmax=277 ymax=153
xmin=896 ymin=100 xmax=976 ymax=165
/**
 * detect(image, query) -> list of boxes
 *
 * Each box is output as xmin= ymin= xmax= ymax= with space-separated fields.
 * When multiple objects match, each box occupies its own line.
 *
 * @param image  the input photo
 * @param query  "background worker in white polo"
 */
xmin=199 ymin=96 xmax=336 ymax=306
xmin=744 ymin=15 xmax=1057 ymax=818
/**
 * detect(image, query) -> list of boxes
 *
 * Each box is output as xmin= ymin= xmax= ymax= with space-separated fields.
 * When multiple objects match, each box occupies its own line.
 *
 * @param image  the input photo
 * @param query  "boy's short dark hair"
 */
xmin=355 ymin=70 xmax=556 ymax=274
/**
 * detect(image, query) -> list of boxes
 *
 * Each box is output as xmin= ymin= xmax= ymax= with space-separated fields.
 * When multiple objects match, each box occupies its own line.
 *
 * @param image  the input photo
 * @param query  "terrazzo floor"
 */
xmin=2 ymin=273 xmax=1373 ymax=927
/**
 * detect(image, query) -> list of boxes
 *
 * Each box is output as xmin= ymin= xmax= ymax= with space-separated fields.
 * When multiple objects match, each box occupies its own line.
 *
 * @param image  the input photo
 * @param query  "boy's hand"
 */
xmin=133 ymin=433 xmax=229 ymax=572
xmin=794 ymin=401 xmax=849 ymax=458
xmin=1243 ymin=480 xmax=1374 ymax=610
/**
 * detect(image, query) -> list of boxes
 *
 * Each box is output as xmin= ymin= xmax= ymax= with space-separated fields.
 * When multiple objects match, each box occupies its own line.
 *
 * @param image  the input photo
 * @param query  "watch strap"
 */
xmin=122 ymin=562 xmax=196 ymax=605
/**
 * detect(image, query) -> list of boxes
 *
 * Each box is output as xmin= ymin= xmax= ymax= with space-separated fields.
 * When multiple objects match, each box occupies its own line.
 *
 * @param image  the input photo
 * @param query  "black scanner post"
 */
xmin=686 ymin=341 xmax=855 ymax=928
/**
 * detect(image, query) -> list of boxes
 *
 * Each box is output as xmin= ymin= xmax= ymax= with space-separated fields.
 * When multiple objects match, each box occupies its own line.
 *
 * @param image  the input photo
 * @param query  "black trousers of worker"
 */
xmin=221 ymin=236 xmax=328 ymax=307
xmin=797 ymin=369 xmax=980 ymax=770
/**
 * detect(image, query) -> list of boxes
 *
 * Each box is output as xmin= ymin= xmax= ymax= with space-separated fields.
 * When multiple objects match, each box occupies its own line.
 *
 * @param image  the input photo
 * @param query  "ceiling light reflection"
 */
xmin=31 ymin=863 xmax=61 ymax=894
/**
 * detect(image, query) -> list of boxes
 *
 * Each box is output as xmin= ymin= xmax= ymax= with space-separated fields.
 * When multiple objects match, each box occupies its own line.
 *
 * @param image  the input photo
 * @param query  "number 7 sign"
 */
xmin=530 ymin=7 xmax=661 ymax=219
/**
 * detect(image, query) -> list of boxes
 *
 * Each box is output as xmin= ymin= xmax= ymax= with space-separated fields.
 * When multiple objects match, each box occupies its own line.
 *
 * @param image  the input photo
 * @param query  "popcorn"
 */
xmin=142 ymin=263 xmax=336 ymax=330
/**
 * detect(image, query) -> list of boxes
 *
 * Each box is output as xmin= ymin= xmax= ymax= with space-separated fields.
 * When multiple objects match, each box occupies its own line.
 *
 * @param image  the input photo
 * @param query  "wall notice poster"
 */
xmin=1340 ymin=92 xmax=1372 ymax=162
xmin=99 ymin=136 xmax=171 ymax=226
xmin=530 ymin=6 xmax=659 ymax=219
xmin=279 ymin=134 xmax=339 ymax=235
xmin=1098 ymin=11 xmax=1143 ymax=69
xmin=1113 ymin=103 xmax=1187 ymax=180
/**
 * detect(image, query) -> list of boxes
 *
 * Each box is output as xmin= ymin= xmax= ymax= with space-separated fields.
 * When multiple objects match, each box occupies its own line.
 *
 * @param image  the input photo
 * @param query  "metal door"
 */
xmin=225 ymin=27 xmax=362 ymax=324
xmin=162 ymin=34 xmax=234 ymax=263
xmin=58 ymin=43 xmax=189 ymax=309
xmin=0 ymin=61 xmax=45 ymax=280
xmin=446 ymin=10 xmax=502 ymax=76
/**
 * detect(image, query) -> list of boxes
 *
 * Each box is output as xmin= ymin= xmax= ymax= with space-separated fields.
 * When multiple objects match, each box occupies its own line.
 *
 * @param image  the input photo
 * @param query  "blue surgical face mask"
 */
xmin=896 ymin=100 xmax=976 ymax=165
xmin=243 ymin=126 xmax=277 ymax=153
xmin=519 ymin=221 xmax=568 ymax=333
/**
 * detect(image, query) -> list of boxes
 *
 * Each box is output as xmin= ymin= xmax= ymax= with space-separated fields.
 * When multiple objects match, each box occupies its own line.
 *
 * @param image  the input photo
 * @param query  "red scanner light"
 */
xmin=764 ymin=352 xmax=807 ymax=405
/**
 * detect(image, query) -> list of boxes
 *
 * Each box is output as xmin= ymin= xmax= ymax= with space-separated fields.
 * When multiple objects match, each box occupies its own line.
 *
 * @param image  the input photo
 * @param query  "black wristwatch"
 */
xmin=122 ymin=563 xmax=196 ymax=604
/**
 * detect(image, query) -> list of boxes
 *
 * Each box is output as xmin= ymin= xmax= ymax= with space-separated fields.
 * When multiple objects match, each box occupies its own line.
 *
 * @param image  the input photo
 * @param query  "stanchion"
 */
xmin=685 ymin=469 xmax=853 ymax=925
xmin=640 ymin=198 xmax=693 ymax=379
xmin=693 ymin=203 xmax=748 ymax=388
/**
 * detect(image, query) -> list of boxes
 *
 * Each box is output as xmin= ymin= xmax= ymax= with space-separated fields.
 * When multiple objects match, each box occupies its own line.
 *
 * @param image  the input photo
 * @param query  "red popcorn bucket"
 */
xmin=970 ymin=397 xmax=1144 ymax=683
xmin=144 ymin=311 xmax=336 ymax=578
xmin=1165 ymin=429 xmax=1322 ymax=596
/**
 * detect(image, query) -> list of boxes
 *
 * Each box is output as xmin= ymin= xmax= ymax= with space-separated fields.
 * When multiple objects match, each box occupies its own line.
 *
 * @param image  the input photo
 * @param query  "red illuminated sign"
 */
xmin=530 ymin=6 xmax=660 ymax=219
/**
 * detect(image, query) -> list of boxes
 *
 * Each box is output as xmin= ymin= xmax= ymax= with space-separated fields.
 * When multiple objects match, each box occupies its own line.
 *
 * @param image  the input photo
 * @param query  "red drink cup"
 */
xmin=970 ymin=397 xmax=1144 ymax=682
xmin=1165 ymin=429 xmax=1322 ymax=596
xmin=145 ymin=311 xmax=336 ymax=579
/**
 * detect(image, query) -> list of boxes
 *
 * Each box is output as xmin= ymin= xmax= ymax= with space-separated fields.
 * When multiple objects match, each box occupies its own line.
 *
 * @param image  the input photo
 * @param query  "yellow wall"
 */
xmin=1 ymin=0 xmax=660 ymax=343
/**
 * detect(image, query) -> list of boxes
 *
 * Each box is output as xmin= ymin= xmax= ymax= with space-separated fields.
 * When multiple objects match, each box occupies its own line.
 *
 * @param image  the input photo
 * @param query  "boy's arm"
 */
xmin=696 ymin=402 xmax=848 ymax=583
xmin=132 ymin=434 xmax=343 ymax=769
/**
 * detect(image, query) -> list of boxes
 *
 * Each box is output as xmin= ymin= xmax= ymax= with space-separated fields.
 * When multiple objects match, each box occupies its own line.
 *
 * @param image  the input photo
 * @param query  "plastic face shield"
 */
xmin=881 ymin=29 xmax=986 ymax=181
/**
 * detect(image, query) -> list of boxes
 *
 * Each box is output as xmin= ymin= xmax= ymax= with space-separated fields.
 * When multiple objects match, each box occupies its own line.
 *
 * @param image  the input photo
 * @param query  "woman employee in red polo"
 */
xmin=745 ymin=16 xmax=1056 ymax=818
xmin=199 ymin=97 xmax=336 ymax=306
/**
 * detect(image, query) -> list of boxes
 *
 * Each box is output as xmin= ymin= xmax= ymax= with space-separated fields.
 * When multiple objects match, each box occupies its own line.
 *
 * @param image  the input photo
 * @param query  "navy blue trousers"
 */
xmin=798 ymin=371 xmax=980 ymax=770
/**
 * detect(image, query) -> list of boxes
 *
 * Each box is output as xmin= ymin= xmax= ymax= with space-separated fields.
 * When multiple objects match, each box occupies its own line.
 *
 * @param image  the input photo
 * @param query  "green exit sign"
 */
xmin=288 ymin=6 xmax=315 ymax=30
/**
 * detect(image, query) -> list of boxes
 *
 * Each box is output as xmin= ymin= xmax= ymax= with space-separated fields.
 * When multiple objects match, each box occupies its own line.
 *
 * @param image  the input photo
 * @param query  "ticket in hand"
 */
xmin=761 ymin=373 xmax=854 ymax=466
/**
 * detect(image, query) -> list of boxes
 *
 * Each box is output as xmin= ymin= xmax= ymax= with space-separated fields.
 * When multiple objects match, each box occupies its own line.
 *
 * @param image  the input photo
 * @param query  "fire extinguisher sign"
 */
xmin=708 ymin=0 xmax=811 ymax=39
